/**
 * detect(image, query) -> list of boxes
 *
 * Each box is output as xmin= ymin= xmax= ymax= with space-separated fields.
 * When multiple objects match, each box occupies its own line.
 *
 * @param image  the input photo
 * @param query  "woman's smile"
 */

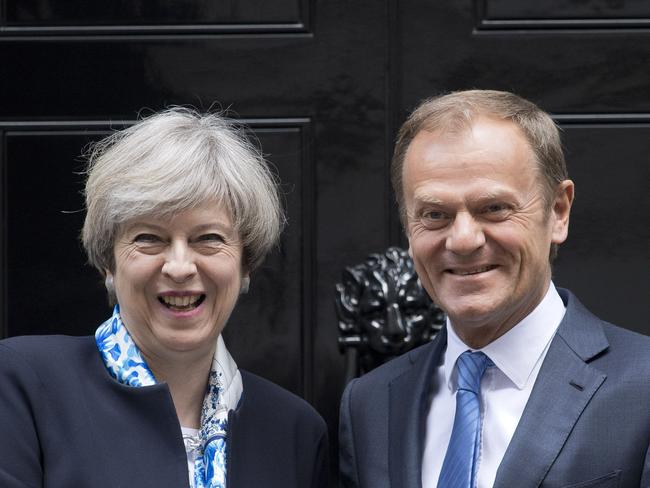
xmin=157 ymin=292 xmax=206 ymax=312
xmin=109 ymin=203 xmax=245 ymax=357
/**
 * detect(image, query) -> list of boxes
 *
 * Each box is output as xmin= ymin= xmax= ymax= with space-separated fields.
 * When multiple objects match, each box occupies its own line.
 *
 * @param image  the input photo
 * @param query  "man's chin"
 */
xmin=443 ymin=300 xmax=506 ymax=332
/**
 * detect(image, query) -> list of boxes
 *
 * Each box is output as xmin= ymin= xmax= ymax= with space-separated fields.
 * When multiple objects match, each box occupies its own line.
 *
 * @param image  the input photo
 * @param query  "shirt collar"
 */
xmin=214 ymin=334 xmax=243 ymax=411
xmin=443 ymin=281 xmax=566 ymax=391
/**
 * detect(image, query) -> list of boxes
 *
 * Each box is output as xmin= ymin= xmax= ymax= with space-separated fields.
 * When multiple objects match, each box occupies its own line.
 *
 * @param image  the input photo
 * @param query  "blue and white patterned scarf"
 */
xmin=96 ymin=305 xmax=243 ymax=488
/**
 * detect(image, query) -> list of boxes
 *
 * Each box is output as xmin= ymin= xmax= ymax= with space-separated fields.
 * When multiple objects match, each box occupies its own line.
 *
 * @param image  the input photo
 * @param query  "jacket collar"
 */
xmin=387 ymin=289 xmax=609 ymax=488
xmin=388 ymin=327 xmax=447 ymax=488
xmin=494 ymin=288 xmax=609 ymax=487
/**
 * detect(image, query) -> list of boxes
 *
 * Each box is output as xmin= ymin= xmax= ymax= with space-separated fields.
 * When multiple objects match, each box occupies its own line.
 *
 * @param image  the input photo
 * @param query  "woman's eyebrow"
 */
xmin=192 ymin=222 xmax=233 ymax=233
xmin=122 ymin=221 xmax=166 ymax=233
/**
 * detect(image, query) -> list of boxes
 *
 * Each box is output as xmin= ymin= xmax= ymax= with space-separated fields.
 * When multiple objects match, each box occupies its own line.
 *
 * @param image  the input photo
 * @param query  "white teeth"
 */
xmin=160 ymin=295 xmax=202 ymax=308
xmin=456 ymin=266 xmax=494 ymax=276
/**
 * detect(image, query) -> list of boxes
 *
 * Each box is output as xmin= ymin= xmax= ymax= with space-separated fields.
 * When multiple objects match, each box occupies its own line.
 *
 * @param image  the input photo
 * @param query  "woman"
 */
xmin=0 ymin=109 xmax=328 ymax=487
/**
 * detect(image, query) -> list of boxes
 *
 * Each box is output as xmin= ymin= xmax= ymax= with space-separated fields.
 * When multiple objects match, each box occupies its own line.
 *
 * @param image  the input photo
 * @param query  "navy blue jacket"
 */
xmin=340 ymin=289 xmax=650 ymax=488
xmin=0 ymin=335 xmax=328 ymax=488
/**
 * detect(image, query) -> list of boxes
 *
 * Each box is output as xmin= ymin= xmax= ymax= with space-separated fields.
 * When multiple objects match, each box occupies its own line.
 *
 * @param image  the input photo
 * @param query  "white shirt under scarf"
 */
xmin=422 ymin=282 xmax=566 ymax=488
xmin=182 ymin=335 xmax=243 ymax=488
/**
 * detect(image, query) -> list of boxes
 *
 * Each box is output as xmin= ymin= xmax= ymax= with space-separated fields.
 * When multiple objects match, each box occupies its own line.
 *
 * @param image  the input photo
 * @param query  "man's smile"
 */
xmin=445 ymin=265 xmax=498 ymax=276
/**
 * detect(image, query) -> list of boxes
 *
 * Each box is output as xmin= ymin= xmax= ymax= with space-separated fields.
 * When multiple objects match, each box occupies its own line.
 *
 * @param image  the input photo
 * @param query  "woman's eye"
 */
xmin=133 ymin=233 xmax=160 ymax=243
xmin=424 ymin=211 xmax=445 ymax=220
xmin=196 ymin=233 xmax=224 ymax=244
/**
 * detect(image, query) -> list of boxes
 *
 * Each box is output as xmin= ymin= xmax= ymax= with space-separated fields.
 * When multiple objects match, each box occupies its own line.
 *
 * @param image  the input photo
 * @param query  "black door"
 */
xmin=392 ymin=0 xmax=650 ymax=333
xmin=2 ymin=1 xmax=648 ymax=484
xmin=1 ymin=2 xmax=392 ymax=480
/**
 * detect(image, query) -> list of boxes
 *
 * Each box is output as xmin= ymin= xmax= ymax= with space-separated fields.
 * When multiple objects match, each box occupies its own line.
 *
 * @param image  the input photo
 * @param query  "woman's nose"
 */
xmin=445 ymin=212 xmax=486 ymax=255
xmin=161 ymin=241 xmax=197 ymax=283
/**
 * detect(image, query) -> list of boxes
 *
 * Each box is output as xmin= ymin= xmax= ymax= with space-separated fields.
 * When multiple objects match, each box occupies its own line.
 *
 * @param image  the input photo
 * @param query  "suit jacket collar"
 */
xmin=494 ymin=288 xmax=609 ymax=487
xmin=388 ymin=289 xmax=610 ymax=488
xmin=389 ymin=326 xmax=447 ymax=488
xmin=554 ymin=289 xmax=609 ymax=362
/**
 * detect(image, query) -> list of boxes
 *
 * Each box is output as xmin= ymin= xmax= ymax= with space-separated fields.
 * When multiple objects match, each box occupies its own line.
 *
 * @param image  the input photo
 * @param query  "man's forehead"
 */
xmin=404 ymin=119 xmax=539 ymax=176
xmin=413 ymin=115 xmax=527 ymax=147
xmin=402 ymin=117 xmax=547 ymax=210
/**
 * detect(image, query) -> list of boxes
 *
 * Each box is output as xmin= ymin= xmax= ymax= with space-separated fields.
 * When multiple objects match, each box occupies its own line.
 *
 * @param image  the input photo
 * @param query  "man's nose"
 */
xmin=445 ymin=212 xmax=485 ymax=255
xmin=162 ymin=241 xmax=197 ymax=283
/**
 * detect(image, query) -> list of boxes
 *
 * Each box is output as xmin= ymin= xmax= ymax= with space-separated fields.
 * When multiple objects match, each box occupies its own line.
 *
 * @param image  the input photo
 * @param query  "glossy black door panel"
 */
xmin=2 ymin=121 xmax=313 ymax=398
xmin=2 ymin=2 xmax=649 ymax=484
xmin=553 ymin=122 xmax=650 ymax=331
xmin=394 ymin=0 xmax=650 ymax=335
xmin=7 ymin=0 xmax=303 ymax=26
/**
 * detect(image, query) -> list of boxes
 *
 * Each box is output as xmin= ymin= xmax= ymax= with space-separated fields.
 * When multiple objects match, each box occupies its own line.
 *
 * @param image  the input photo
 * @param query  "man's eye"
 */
xmin=481 ymin=203 xmax=512 ymax=221
xmin=419 ymin=210 xmax=449 ymax=229
xmin=486 ymin=204 xmax=507 ymax=212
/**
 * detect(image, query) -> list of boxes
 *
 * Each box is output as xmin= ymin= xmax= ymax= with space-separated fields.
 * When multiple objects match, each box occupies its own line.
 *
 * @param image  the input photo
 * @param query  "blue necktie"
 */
xmin=437 ymin=351 xmax=491 ymax=488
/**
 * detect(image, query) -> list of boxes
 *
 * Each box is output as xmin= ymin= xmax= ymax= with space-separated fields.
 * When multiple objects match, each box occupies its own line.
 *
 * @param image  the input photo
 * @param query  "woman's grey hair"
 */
xmin=82 ymin=107 xmax=284 ymax=274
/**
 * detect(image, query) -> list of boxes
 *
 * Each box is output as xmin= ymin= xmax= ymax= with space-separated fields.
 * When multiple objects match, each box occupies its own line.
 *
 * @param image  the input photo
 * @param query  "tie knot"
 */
xmin=456 ymin=351 xmax=491 ymax=394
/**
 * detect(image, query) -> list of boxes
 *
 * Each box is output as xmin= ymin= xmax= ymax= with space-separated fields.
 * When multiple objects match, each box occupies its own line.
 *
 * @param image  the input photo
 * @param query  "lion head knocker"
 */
xmin=336 ymin=247 xmax=444 ymax=379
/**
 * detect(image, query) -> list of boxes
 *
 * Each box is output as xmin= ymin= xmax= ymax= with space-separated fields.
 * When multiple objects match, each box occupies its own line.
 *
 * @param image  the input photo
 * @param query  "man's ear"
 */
xmin=551 ymin=179 xmax=574 ymax=245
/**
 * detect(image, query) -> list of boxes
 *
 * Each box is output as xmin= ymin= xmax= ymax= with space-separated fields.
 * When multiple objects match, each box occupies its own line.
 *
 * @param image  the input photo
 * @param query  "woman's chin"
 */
xmin=154 ymin=328 xmax=220 ymax=356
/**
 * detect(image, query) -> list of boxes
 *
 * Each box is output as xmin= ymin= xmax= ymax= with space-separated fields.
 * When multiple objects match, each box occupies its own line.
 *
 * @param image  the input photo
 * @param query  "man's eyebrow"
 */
xmin=412 ymin=193 xmax=444 ymax=206
xmin=472 ymin=189 xmax=517 ymax=202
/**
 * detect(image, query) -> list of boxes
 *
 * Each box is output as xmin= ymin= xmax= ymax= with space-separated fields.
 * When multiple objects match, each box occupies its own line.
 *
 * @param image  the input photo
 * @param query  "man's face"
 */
xmin=403 ymin=116 xmax=573 ymax=347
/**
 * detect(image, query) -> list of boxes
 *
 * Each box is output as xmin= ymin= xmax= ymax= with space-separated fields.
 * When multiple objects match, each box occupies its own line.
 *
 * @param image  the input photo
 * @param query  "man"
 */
xmin=339 ymin=90 xmax=650 ymax=487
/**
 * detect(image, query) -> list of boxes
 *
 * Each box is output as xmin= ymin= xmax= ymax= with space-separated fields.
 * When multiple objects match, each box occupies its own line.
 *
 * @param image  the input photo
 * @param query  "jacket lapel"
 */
xmin=494 ymin=290 xmax=609 ymax=488
xmin=389 ymin=328 xmax=447 ymax=488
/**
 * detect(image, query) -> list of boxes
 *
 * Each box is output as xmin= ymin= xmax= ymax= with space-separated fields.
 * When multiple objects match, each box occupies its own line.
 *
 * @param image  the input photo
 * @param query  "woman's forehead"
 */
xmin=119 ymin=202 xmax=235 ymax=233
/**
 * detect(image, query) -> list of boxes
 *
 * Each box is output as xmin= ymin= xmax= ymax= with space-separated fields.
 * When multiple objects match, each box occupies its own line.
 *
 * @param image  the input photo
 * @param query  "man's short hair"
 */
xmin=391 ymin=90 xmax=568 ymax=224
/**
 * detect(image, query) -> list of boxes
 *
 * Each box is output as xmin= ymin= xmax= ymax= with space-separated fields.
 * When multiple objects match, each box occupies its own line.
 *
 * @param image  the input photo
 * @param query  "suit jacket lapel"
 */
xmin=389 ymin=327 xmax=447 ymax=488
xmin=494 ymin=290 xmax=609 ymax=488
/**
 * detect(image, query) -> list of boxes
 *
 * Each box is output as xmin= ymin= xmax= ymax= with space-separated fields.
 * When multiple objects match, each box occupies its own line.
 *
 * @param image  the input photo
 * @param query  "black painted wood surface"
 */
xmin=1 ymin=1 xmax=649 ymax=484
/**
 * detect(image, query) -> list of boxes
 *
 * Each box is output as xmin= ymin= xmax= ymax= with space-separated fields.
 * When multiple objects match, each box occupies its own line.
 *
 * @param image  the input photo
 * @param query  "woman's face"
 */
xmin=107 ymin=202 xmax=245 ymax=361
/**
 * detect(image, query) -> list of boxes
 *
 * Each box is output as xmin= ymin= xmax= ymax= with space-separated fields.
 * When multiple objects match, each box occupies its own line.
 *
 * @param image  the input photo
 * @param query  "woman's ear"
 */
xmin=104 ymin=271 xmax=114 ymax=292
xmin=240 ymin=275 xmax=250 ymax=295
xmin=104 ymin=270 xmax=117 ymax=305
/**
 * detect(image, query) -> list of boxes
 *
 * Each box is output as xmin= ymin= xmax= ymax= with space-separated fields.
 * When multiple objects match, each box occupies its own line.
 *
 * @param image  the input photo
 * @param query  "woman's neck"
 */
xmin=146 ymin=350 xmax=214 ymax=429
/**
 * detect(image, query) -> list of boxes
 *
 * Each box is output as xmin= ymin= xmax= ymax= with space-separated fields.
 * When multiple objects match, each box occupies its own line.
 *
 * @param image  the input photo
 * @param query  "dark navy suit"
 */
xmin=0 ymin=335 xmax=328 ymax=488
xmin=340 ymin=289 xmax=650 ymax=487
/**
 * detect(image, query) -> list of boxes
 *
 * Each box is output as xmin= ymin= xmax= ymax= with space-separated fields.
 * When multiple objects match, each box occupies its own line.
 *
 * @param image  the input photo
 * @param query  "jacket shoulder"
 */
xmin=559 ymin=289 xmax=650 ymax=383
xmin=601 ymin=320 xmax=650 ymax=351
xmin=0 ymin=335 xmax=96 ymax=373
xmin=598 ymin=321 xmax=650 ymax=379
